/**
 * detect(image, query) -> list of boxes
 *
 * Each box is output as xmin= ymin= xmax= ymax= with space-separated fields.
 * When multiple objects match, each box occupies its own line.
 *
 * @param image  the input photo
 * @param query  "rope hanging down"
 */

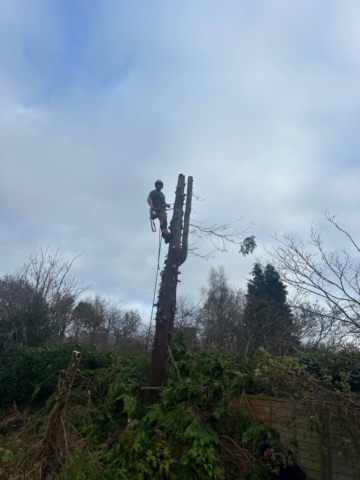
xmin=145 ymin=204 xmax=174 ymax=353
xmin=145 ymin=227 xmax=162 ymax=353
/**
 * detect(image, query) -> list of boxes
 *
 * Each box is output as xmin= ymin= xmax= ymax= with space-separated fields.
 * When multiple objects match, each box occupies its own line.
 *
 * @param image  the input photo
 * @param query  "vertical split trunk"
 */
xmin=168 ymin=176 xmax=193 ymax=343
xmin=145 ymin=174 xmax=193 ymax=405
xmin=179 ymin=176 xmax=193 ymax=266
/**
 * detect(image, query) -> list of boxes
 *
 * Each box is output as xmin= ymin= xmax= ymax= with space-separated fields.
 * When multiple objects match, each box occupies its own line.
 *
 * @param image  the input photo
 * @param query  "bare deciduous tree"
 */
xmin=20 ymin=247 xmax=86 ymax=304
xmin=198 ymin=266 xmax=247 ymax=353
xmin=174 ymin=294 xmax=199 ymax=330
xmin=69 ymin=295 xmax=144 ymax=354
xmin=269 ymin=213 xmax=360 ymax=345
xmin=20 ymin=247 xmax=87 ymax=342
xmin=291 ymin=300 xmax=348 ymax=350
xmin=197 ymin=264 xmax=301 ymax=359
xmin=0 ymin=275 xmax=50 ymax=351
xmin=0 ymin=248 xmax=87 ymax=353
xmin=70 ymin=296 xmax=104 ymax=344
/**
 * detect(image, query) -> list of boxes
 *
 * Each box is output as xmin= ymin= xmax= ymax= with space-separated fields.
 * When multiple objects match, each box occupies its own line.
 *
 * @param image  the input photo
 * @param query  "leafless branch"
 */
xmin=267 ymin=214 xmax=360 ymax=343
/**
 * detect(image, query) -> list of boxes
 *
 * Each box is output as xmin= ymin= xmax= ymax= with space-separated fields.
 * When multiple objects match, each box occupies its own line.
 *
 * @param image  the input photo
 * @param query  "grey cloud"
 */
xmin=1 ymin=0 xmax=360 ymax=320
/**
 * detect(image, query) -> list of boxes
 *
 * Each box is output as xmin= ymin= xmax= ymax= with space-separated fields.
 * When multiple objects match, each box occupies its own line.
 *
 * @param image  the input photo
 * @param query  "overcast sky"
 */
xmin=1 ymin=0 xmax=360 ymax=320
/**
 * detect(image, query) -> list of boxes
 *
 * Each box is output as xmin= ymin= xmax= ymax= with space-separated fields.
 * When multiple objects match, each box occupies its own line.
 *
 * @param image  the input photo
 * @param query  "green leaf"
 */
xmin=1 ymin=449 xmax=13 ymax=462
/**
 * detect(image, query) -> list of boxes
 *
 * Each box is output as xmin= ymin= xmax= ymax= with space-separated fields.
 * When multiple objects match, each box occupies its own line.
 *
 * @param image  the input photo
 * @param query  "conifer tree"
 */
xmin=263 ymin=264 xmax=287 ymax=304
xmin=247 ymin=263 xmax=266 ymax=298
xmin=244 ymin=263 xmax=296 ymax=355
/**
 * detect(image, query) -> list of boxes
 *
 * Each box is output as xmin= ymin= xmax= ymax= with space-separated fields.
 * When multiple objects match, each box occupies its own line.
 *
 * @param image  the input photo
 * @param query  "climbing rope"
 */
xmin=145 ymin=227 xmax=162 ymax=354
xmin=145 ymin=204 xmax=175 ymax=354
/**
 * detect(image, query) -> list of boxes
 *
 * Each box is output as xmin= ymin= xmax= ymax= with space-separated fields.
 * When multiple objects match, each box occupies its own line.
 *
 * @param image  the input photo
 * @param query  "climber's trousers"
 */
xmin=157 ymin=210 xmax=169 ymax=235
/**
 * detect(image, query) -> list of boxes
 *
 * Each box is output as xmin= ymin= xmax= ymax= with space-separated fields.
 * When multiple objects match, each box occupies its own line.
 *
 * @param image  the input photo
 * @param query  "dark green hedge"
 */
xmin=0 ymin=343 xmax=116 ymax=406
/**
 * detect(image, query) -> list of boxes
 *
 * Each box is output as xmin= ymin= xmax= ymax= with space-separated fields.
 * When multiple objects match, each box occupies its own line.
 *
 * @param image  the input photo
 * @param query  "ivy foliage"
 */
xmin=294 ymin=350 xmax=360 ymax=392
xmin=253 ymin=349 xmax=360 ymax=461
xmin=1 ymin=333 xmax=276 ymax=479
xmin=75 ymin=332 xmax=274 ymax=479
xmin=254 ymin=349 xmax=360 ymax=397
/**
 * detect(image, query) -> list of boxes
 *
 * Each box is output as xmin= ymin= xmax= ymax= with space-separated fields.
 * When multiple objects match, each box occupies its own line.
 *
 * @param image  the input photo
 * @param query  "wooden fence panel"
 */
xmin=296 ymin=447 xmax=321 ymax=462
xmin=332 ymin=472 xmax=360 ymax=480
xmin=303 ymin=467 xmax=322 ymax=480
xmin=331 ymin=462 xmax=360 ymax=477
xmin=243 ymin=395 xmax=322 ymax=480
xmin=230 ymin=393 xmax=360 ymax=480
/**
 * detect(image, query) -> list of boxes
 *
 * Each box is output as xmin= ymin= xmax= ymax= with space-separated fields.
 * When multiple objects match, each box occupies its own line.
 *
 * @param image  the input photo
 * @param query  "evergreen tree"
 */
xmin=263 ymin=264 xmax=287 ymax=304
xmin=247 ymin=263 xmax=266 ymax=298
xmin=244 ymin=263 xmax=296 ymax=355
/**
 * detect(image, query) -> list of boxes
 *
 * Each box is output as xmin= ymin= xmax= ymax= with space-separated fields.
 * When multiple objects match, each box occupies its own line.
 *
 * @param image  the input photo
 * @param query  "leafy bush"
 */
xmin=100 ymin=427 xmax=177 ymax=479
xmin=55 ymin=454 xmax=106 ymax=480
xmin=0 ymin=344 xmax=116 ymax=406
xmin=294 ymin=350 xmax=360 ymax=392
xmin=242 ymin=422 xmax=278 ymax=451
xmin=80 ymin=332 xmax=272 ymax=479
xmin=253 ymin=350 xmax=360 ymax=462
xmin=1 ymin=333 xmax=275 ymax=479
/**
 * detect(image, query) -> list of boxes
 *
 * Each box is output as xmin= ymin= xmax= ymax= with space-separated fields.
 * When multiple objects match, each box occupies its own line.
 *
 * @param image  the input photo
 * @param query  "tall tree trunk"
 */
xmin=145 ymin=174 xmax=193 ymax=405
xmin=179 ymin=175 xmax=193 ymax=266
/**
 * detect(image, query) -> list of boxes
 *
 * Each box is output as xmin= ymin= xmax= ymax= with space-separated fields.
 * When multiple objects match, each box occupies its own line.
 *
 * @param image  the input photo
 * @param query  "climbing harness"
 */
xmin=149 ymin=206 xmax=173 ymax=233
xmin=150 ymin=208 xmax=158 ymax=220
xmin=150 ymin=208 xmax=157 ymax=232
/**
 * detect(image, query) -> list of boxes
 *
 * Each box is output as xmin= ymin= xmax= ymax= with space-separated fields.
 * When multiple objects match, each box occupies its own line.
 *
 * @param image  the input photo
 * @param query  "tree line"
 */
xmin=1 ymin=212 xmax=359 ymax=363
xmin=0 ymin=248 xmax=147 ymax=359
xmin=0 ymin=248 xmax=296 ymax=361
xmin=178 ymin=214 xmax=360 ymax=357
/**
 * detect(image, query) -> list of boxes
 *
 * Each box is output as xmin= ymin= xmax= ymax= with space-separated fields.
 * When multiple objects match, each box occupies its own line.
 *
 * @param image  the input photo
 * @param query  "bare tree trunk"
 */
xmin=168 ymin=177 xmax=193 ymax=343
xmin=179 ymin=176 xmax=193 ymax=266
xmin=145 ymin=174 xmax=193 ymax=405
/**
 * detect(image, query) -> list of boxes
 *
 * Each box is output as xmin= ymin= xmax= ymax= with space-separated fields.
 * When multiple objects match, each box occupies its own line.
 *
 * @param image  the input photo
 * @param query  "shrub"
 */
xmin=0 ymin=344 xmax=116 ymax=406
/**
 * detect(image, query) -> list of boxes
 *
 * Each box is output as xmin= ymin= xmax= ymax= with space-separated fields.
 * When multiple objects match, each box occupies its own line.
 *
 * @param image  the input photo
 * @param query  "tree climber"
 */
xmin=147 ymin=180 xmax=173 ymax=243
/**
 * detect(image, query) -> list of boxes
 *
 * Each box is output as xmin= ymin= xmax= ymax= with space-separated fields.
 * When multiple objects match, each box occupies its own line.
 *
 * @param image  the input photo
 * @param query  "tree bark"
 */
xmin=145 ymin=174 xmax=192 ymax=405
xmin=179 ymin=176 xmax=193 ymax=266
